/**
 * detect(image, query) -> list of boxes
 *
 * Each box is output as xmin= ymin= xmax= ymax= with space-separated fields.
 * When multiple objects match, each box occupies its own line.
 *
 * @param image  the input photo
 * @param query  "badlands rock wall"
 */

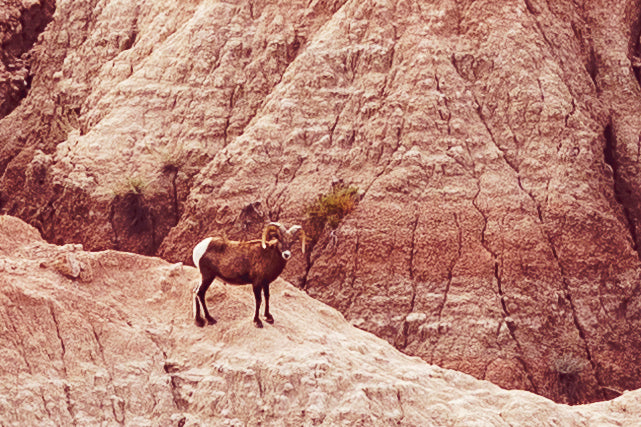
xmin=1 ymin=0 xmax=641 ymax=403
xmin=1 ymin=215 xmax=641 ymax=425
xmin=0 ymin=0 xmax=55 ymax=116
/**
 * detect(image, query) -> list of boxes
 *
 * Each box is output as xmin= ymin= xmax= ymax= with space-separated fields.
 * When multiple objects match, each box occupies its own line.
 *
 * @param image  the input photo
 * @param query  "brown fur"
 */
xmin=192 ymin=223 xmax=303 ymax=328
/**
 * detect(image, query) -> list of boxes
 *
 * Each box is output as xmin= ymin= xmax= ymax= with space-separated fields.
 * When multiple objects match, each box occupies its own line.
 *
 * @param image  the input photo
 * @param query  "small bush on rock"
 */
xmin=305 ymin=181 xmax=359 ymax=242
xmin=552 ymin=353 xmax=587 ymax=404
xmin=112 ymin=176 xmax=151 ymax=233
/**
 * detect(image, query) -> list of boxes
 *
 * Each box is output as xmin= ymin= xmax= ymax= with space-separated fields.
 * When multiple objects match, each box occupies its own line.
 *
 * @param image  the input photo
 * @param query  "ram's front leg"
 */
xmin=263 ymin=283 xmax=274 ymax=324
xmin=252 ymin=283 xmax=263 ymax=328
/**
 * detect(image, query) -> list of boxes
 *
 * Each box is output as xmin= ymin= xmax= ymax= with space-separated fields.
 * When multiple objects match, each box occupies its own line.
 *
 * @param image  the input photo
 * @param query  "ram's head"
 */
xmin=261 ymin=222 xmax=306 ymax=260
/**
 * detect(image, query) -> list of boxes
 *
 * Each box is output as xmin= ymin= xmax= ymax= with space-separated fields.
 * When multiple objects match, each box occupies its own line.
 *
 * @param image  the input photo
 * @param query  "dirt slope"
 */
xmin=1 ymin=215 xmax=641 ymax=425
xmin=1 ymin=0 xmax=641 ymax=402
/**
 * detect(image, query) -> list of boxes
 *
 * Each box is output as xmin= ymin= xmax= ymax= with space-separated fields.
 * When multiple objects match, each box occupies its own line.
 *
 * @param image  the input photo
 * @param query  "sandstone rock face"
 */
xmin=2 ymin=215 xmax=641 ymax=425
xmin=0 ymin=0 xmax=54 ymax=117
xmin=2 ymin=0 xmax=641 ymax=404
xmin=0 ymin=0 xmax=346 ymax=254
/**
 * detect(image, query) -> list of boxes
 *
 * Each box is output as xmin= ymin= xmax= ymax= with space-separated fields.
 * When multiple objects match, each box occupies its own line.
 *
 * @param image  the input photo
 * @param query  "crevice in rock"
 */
xmin=474 ymin=96 xmax=520 ymax=178
xmin=299 ymin=246 xmax=315 ymax=290
xmin=582 ymin=30 xmax=599 ymax=86
xmin=397 ymin=284 xmax=416 ymax=350
xmin=164 ymin=364 xmax=189 ymax=411
xmin=603 ymin=122 xmax=640 ymax=252
xmin=546 ymin=235 xmax=606 ymax=400
xmin=90 ymin=322 xmax=125 ymax=425
xmin=49 ymin=302 xmax=78 ymax=424
xmin=360 ymin=115 xmax=405 ymax=200
xmin=471 ymin=171 xmax=540 ymax=393
xmin=39 ymin=388 xmax=52 ymax=419
xmin=62 ymin=383 xmax=76 ymax=426
xmin=495 ymin=262 xmax=509 ymax=318
xmin=0 ymin=0 xmax=56 ymax=118
xmin=437 ymin=213 xmax=461 ymax=321
xmin=346 ymin=233 xmax=361 ymax=314
xmin=328 ymin=114 xmax=340 ymax=145
xmin=90 ymin=323 xmax=105 ymax=361
xmin=434 ymin=74 xmax=452 ymax=135
xmin=169 ymin=169 xmax=180 ymax=227
xmin=571 ymin=22 xmax=598 ymax=86
xmin=469 ymin=86 xmax=604 ymax=397
xmin=495 ymin=258 xmax=539 ymax=393
xmin=222 ymin=84 xmax=240 ymax=147
xmin=223 ymin=117 xmax=230 ymax=146
xmin=627 ymin=0 xmax=641 ymax=87
xmin=255 ymin=370 xmax=265 ymax=399
xmin=108 ymin=198 xmax=120 ymax=249
xmin=564 ymin=289 xmax=604 ymax=399
xmin=408 ymin=214 xmax=419 ymax=282
xmin=144 ymin=331 xmax=187 ymax=415
xmin=470 ymin=173 xmax=497 ymax=261
xmin=564 ymin=98 xmax=576 ymax=127
xmin=395 ymin=389 xmax=406 ymax=422
xmin=49 ymin=303 xmax=66 ymax=362
xmin=523 ymin=0 xmax=555 ymax=55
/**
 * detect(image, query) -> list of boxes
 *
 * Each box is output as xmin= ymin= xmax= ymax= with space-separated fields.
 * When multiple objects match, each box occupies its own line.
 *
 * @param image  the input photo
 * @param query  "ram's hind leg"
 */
xmin=263 ymin=283 xmax=274 ymax=324
xmin=194 ymin=276 xmax=217 ymax=327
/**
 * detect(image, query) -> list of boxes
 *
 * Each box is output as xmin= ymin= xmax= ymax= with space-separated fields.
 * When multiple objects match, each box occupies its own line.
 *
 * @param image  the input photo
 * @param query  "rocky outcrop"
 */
xmin=160 ymin=0 xmax=641 ymax=403
xmin=0 ymin=0 xmax=346 ymax=254
xmin=2 ymin=215 xmax=641 ymax=425
xmin=2 ymin=0 xmax=641 ymax=403
xmin=0 ymin=0 xmax=54 ymax=118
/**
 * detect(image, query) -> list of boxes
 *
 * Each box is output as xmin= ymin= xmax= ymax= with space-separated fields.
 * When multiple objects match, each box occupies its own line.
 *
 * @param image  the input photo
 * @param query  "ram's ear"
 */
xmin=261 ymin=222 xmax=282 ymax=248
xmin=268 ymin=238 xmax=279 ymax=246
xmin=262 ymin=238 xmax=279 ymax=249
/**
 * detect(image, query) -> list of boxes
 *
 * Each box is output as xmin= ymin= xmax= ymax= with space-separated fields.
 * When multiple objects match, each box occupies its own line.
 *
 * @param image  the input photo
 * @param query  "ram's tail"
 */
xmin=192 ymin=237 xmax=213 ymax=271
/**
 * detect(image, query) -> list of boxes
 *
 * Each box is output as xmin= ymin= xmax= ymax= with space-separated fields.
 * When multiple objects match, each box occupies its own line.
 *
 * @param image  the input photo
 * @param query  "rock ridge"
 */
xmin=1 ymin=0 xmax=641 ymax=403
xmin=2 ymin=214 xmax=641 ymax=425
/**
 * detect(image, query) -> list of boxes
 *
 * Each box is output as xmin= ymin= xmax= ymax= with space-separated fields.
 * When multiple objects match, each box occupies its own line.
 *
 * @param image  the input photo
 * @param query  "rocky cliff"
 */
xmin=2 ymin=215 xmax=641 ymax=425
xmin=1 ymin=0 xmax=641 ymax=404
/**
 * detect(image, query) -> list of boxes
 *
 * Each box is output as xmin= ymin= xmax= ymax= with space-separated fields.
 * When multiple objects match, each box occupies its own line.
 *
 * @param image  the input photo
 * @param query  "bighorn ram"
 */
xmin=192 ymin=222 xmax=306 ymax=328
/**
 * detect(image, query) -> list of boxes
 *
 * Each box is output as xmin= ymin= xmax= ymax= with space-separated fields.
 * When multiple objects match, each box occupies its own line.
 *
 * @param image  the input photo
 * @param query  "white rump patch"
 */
xmin=192 ymin=237 xmax=213 ymax=270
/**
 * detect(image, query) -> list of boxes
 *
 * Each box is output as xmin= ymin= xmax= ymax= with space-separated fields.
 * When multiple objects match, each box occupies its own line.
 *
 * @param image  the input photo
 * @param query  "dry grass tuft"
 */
xmin=305 ymin=182 xmax=359 ymax=242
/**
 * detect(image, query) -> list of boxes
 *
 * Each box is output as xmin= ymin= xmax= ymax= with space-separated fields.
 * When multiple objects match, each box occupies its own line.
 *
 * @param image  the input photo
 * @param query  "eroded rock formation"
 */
xmin=2 ymin=215 xmax=641 ymax=425
xmin=1 ymin=0 xmax=641 ymax=403
xmin=0 ymin=0 xmax=55 ymax=117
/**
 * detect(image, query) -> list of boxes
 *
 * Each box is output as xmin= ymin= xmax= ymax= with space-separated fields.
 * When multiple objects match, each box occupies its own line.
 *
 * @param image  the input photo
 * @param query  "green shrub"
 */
xmin=111 ymin=176 xmax=150 ymax=232
xmin=552 ymin=353 xmax=587 ymax=404
xmin=123 ymin=176 xmax=148 ymax=195
xmin=305 ymin=182 xmax=359 ymax=241
xmin=144 ymin=141 xmax=187 ymax=176
xmin=552 ymin=353 xmax=586 ymax=376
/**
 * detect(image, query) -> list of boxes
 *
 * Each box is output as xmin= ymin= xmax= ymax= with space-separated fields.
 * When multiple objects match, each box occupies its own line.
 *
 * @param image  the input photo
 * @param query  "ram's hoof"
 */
xmin=206 ymin=317 xmax=217 ymax=325
xmin=265 ymin=314 xmax=274 ymax=324
xmin=195 ymin=318 xmax=205 ymax=328
xmin=254 ymin=319 xmax=264 ymax=328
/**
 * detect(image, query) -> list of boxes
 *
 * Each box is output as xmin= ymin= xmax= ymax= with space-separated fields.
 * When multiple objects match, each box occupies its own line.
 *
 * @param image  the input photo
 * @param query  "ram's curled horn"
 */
xmin=288 ymin=225 xmax=307 ymax=254
xmin=261 ymin=222 xmax=283 ymax=249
